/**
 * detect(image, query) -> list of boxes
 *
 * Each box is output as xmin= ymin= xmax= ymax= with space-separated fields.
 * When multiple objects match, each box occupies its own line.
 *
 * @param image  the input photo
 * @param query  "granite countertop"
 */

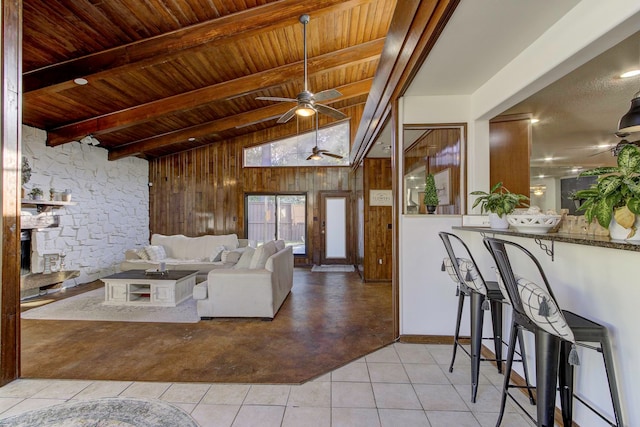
xmin=452 ymin=226 xmax=640 ymax=253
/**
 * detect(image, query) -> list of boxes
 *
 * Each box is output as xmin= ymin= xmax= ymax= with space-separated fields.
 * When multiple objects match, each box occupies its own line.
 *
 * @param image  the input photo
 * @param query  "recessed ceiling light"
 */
xmin=188 ymin=137 xmax=196 ymax=142
xmin=544 ymin=156 xmax=553 ymax=162
xmin=620 ymin=69 xmax=640 ymax=78
xmin=571 ymin=166 xmax=581 ymax=173
xmin=538 ymin=174 xmax=545 ymax=179
xmin=530 ymin=118 xmax=539 ymax=124
xmin=597 ymin=143 xmax=612 ymax=149
xmin=73 ymin=78 xmax=88 ymax=85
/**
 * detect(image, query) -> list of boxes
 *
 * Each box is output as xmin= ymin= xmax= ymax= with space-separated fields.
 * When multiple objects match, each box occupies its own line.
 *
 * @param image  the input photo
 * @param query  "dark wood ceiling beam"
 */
xmin=23 ymin=0 xmax=374 ymax=93
xmin=108 ymin=79 xmax=373 ymax=161
xmin=46 ymin=39 xmax=384 ymax=147
xmin=350 ymin=0 xmax=459 ymax=165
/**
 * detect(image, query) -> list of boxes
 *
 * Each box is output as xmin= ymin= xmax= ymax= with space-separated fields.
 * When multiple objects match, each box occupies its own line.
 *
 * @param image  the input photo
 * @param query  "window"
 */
xmin=245 ymin=194 xmax=307 ymax=255
xmin=243 ymin=121 xmax=350 ymax=167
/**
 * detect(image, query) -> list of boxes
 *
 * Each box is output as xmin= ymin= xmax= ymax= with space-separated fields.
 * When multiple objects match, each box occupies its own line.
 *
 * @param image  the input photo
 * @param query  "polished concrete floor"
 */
xmin=20 ymin=268 xmax=394 ymax=384
xmin=1 ymin=343 xmax=540 ymax=427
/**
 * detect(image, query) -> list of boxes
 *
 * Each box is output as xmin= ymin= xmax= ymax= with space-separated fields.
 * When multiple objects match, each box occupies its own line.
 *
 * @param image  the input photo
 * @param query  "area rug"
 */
xmin=311 ymin=264 xmax=355 ymax=272
xmin=0 ymin=397 xmax=198 ymax=426
xmin=21 ymin=288 xmax=199 ymax=323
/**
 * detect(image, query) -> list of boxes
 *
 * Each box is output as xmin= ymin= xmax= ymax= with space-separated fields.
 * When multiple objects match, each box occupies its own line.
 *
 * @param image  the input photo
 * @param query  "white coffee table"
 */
xmin=102 ymin=270 xmax=198 ymax=307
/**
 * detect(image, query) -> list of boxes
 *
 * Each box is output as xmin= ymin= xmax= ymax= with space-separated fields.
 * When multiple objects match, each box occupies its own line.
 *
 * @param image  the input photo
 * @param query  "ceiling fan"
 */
xmin=306 ymin=145 xmax=344 ymax=161
xmin=306 ymin=114 xmax=343 ymax=161
xmin=256 ymin=14 xmax=347 ymax=124
xmin=588 ymin=132 xmax=640 ymax=157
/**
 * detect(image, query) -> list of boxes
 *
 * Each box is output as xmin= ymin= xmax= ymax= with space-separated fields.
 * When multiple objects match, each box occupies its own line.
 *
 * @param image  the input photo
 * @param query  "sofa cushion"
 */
xmin=274 ymin=239 xmax=285 ymax=251
xmin=250 ymin=240 xmax=277 ymax=269
xmin=234 ymin=247 xmax=255 ymax=269
xmin=151 ymin=233 xmax=239 ymax=260
xmin=145 ymin=245 xmax=167 ymax=261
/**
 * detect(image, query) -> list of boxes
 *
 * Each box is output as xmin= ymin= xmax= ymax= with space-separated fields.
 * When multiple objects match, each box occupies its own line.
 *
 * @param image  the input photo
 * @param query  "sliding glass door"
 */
xmin=245 ymin=194 xmax=306 ymax=255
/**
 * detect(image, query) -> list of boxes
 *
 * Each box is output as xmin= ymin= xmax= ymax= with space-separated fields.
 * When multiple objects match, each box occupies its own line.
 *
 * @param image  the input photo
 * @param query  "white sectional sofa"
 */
xmin=120 ymin=233 xmax=249 ymax=280
xmin=193 ymin=240 xmax=294 ymax=319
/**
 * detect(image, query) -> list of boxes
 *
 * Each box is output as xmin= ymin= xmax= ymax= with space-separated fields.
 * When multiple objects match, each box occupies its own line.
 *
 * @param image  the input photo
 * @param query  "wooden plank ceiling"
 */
xmin=22 ymin=0 xmax=397 ymax=161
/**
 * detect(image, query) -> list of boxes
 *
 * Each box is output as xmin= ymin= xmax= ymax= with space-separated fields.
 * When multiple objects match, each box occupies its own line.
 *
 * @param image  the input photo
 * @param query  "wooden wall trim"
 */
xmin=1 ymin=0 xmax=23 ymax=386
xmin=350 ymin=0 xmax=459 ymax=165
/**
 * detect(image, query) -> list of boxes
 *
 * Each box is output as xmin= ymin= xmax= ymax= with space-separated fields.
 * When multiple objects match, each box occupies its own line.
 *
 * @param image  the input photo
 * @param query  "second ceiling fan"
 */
xmin=256 ymin=14 xmax=347 ymax=124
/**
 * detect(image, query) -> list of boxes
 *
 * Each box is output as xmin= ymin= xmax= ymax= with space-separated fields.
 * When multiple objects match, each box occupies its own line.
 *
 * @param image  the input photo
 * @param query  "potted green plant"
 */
xmin=575 ymin=144 xmax=640 ymax=240
xmin=29 ymin=187 xmax=44 ymax=200
xmin=470 ymin=182 xmax=529 ymax=229
xmin=423 ymin=173 xmax=439 ymax=214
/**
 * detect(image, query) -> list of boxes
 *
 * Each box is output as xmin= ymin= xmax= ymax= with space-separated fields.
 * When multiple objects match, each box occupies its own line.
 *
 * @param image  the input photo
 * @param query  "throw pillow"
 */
xmin=457 ymin=259 xmax=487 ymax=296
xmin=249 ymin=240 xmax=277 ymax=269
xmin=145 ymin=245 xmax=167 ymax=261
xmin=274 ymin=239 xmax=286 ymax=251
xmin=516 ymin=276 xmax=575 ymax=343
xmin=209 ymin=245 xmax=226 ymax=262
xmin=233 ymin=247 xmax=255 ymax=269
xmin=136 ymin=248 xmax=150 ymax=260
xmin=221 ymin=250 xmax=242 ymax=264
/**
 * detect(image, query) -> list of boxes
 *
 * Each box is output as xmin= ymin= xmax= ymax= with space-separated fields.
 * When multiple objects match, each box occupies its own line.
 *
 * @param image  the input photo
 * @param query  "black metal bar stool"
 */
xmin=439 ymin=232 xmax=534 ymax=404
xmin=484 ymin=237 xmax=624 ymax=427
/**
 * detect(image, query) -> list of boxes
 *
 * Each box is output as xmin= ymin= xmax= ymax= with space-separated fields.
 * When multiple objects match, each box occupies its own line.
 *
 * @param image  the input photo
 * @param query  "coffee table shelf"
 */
xmin=102 ymin=270 xmax=197 ymax=307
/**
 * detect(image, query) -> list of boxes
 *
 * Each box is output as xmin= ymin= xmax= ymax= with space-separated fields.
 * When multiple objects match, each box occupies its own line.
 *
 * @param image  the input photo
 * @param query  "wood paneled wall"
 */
xmin=149 ymin=106 xmax=363 ymax=266
xmin=363 ymin=158 xmax=392 ymax=281
xmin=404 ymin=127 xmax=463 ymax=215
xmin=490 ymin=116 xmax=531 ymax=199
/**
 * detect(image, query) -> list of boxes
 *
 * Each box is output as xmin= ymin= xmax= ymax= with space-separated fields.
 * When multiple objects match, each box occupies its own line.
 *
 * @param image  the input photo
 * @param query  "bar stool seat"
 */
xmin=484 ymin=236 xmax=624 ymax=427
xmin=439 ymin=232 xmax=533 ymax=404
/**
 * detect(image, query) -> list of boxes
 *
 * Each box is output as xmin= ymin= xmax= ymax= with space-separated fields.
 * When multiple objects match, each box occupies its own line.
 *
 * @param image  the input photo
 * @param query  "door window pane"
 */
xmin=246 ymin=194 xmax=306 ymax=255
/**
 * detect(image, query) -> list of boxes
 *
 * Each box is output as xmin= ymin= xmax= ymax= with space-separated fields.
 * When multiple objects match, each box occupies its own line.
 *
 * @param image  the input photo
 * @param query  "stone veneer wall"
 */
xmin=22 ymin=125 xmax=149 ymax=286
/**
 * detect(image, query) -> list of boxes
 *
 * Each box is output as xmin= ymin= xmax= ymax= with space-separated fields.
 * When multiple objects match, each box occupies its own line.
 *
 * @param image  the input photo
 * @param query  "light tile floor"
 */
xmin=0 ymin=343 xmax=545 ymax=427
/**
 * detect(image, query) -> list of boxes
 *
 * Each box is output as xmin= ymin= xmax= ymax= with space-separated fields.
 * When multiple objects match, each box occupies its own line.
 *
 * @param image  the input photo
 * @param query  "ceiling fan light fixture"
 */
xmin=296 ymin=103 xmax=316 ymax=117
xmin=309 ymin=153 xmax=322 ymax=160
xmin=618 ymin=90 xmax=640 ymax=133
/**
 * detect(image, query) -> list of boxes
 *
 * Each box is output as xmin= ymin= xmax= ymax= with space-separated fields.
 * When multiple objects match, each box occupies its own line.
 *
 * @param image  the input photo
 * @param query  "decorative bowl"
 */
xmin=506 ymin=214 xmax=562 ymax=234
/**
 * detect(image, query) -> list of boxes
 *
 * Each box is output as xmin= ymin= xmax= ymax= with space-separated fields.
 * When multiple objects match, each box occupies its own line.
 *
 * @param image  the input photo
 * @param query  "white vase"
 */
xmin=608 ymin=216 xmax=640 ymax=241
xmin=489 ymin=213 xmax=509 ymax=230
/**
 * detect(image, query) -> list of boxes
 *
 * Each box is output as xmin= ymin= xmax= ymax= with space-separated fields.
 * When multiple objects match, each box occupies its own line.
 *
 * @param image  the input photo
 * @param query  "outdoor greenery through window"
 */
xmin=245 ymin=194 xmax=306 ymax=255
xmin=243 ymin=120 xmax=350 ymax=167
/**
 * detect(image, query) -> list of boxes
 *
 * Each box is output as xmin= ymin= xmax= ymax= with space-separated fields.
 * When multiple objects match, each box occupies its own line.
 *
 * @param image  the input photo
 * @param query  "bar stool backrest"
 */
xmin=484 ymin=237 xmax=576 ymax=344
xmin=438 ymin=232 xmax=488 ymax=296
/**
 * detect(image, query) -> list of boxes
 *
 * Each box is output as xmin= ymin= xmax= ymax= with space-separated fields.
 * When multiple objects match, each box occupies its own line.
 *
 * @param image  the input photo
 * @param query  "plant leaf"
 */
xmin=617 ymin=144 xmax=640 ymax=176
xmin=614 ymin=205 xmax=636 ymax=229
xmin=597 ymin=175 xmax=622 ymax=196
xmin=627 ymin=197 xmax=640 ymax=215
xmin=594 ymin=198 xmax=613 ymax=228
xmin=579 ymin=167 xmax=618 ymax=177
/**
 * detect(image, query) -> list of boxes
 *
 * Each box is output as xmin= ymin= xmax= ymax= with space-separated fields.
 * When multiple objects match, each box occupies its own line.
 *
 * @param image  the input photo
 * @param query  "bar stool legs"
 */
xmin=559 ymin=311 xmax=624 ymax=427
xmin=448 ymin=290 xmax=466 ymax=374
xmin=535 ymin=329 xmax=561 ymax=427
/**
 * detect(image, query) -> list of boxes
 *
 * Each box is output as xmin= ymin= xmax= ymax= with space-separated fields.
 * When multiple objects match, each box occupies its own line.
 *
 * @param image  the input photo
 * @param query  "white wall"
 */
xmin=22 ymin=126 xmax=149 ymax=285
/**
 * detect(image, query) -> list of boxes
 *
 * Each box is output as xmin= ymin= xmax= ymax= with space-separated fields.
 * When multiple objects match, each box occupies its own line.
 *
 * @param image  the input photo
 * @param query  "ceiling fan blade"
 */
xmin=306 ymin=153 xmax=315 ymax=161
xmin=277 ymin=106 xmax=299 ymax=123
xmin=314 ymin=89 xmax=342 ymax=102
xmin=256 ymin=96 xmax=297 ymax=103
xmin=323 ymin=152 xmax=343 ymax=159
xmin=315 ymin=103 xmax=347 ymax=120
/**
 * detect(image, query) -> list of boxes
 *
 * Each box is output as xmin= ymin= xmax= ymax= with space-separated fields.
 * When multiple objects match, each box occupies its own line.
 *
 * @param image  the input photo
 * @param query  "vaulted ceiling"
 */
xmin=22 ymin=0 xmax=398 ymax=161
